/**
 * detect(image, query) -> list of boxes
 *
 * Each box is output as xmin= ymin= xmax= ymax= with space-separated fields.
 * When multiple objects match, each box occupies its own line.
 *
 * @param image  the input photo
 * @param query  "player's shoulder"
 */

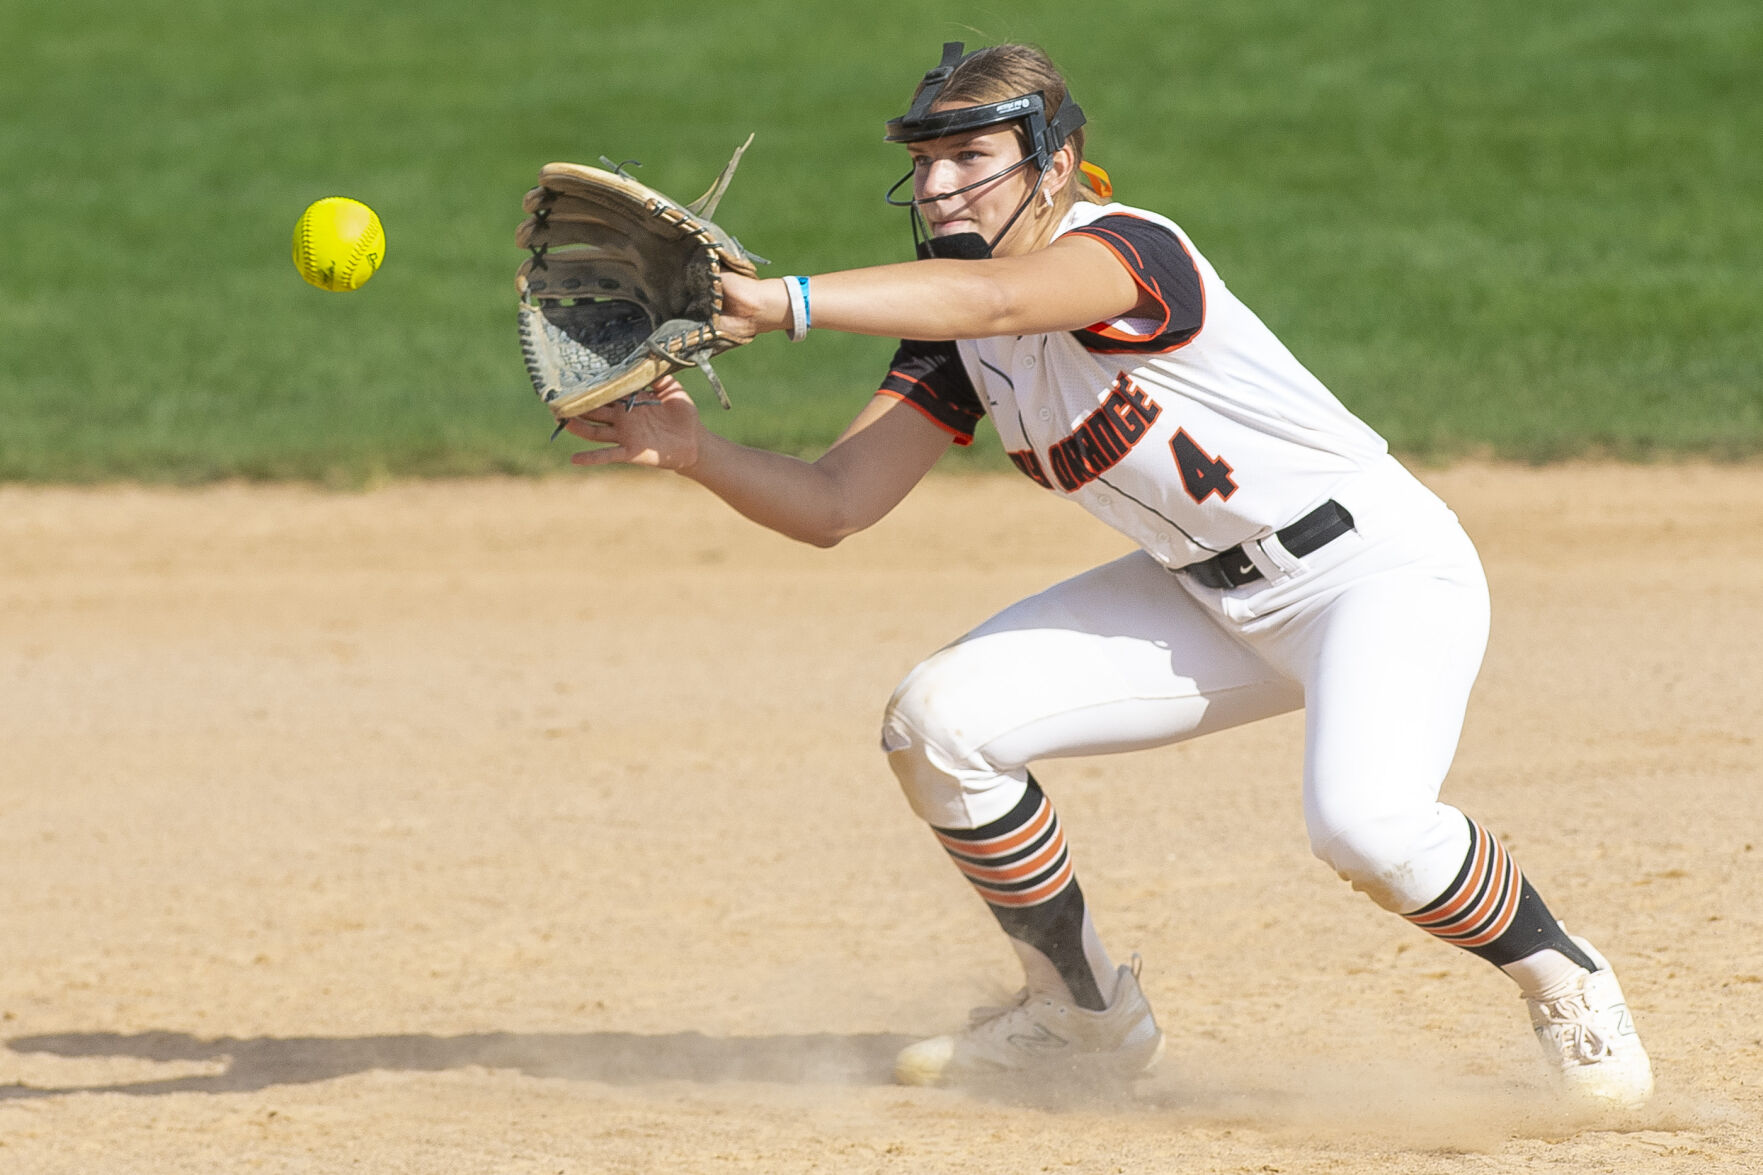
xmin=1058 ymin=202 xmax=1210 ymax=355
xmin=1059 ymin=201 xmax=1193 ymax=248
xmin=1058 ymin=201 xmax=1213 ymax=281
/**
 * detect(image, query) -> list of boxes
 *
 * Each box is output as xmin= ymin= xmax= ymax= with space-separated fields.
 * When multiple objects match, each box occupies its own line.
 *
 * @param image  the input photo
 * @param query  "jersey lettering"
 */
xmin=1008 ymin=448 xmax=1053 ymax=489
xmin=1044 ymin=374 xmax=1163 ymax=493
xmin=1169 ymin=429 xmax=1238 ymax=502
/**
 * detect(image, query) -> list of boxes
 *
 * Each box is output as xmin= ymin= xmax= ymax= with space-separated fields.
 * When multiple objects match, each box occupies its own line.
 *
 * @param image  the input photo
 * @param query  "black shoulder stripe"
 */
xmin=1068 ymin=215 xmax=1204 ymax=354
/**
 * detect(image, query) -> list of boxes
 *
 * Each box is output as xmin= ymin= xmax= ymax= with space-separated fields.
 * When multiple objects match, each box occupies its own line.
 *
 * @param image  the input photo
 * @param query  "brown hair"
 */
xmin=919 ymin=43 xmax=1104 ymax=207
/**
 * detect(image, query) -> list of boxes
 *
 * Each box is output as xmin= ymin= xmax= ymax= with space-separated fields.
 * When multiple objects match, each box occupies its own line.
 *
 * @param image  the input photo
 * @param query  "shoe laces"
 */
xmin=1536 ymin=989 xmax=1617 ymax=1064
xmin=967 ymin=988 xmax=1032 ymax=1028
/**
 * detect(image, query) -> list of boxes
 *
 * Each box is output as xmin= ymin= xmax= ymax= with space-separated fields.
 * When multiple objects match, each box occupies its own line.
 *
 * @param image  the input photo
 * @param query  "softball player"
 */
xmin=566 ymin=42 xmax=1653 ymax=1107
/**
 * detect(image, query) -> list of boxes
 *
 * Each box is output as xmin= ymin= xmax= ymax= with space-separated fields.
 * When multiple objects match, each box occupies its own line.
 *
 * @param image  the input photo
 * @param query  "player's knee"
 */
xmin=1310 ymin=808 xmax=1453 ymax=913
xmin=882 ymin=735 xmax=961 ymax=825
xmin=879 ymin=651 xmax=1017 ymax=828
xmin=881 ymin=648 xmax=976 ymax=764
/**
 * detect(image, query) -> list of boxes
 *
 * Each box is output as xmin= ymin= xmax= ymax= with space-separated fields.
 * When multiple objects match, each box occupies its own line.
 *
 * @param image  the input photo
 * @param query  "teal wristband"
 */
xmin=784 ymin=275 xmax=811 ymax=341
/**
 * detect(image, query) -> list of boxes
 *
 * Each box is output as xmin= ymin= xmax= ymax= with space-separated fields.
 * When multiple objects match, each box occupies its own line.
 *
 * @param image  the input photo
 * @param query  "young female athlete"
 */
xmin=563 ymin=42 xmax=1653 ymax=1106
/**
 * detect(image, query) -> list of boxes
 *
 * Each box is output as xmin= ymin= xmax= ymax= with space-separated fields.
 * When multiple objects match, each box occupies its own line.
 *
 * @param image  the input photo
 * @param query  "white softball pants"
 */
xmin=881 ymin=458 xmax=1490 ymax=914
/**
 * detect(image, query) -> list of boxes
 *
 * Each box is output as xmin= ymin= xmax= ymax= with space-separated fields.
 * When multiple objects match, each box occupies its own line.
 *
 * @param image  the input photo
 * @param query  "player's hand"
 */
xmin=716 ymin=272 xmax=791 ymax=343
xmin=565 ymin=376 xmax=704 ymax=471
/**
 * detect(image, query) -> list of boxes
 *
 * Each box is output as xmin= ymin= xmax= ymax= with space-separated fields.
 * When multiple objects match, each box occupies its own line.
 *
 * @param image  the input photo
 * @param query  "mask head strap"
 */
xmin=895 ymin=41 xmax=966 ymax=129
xmin=884 ymin=42 xmax=1086 ymax=169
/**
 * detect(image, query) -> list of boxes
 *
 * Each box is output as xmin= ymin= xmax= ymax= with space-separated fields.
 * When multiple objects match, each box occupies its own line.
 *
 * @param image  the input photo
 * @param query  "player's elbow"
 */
xmin=965 ymin=272 xmax=1027 ymax=336
xmin=804 ymin=513 xmax=872 ymax=548
xmin=913 ymin=263 xmax=1020 ymax=338
xmin=790 ymin=466 xmax=899 ymax=547
xmin=760 ymin=521 xmax=842 ymax=548
xmin=798 ymin=527 xmax=847 ymax=549
xmin=781 ymin=507 xmax=865 ymax=548
xmin=806 ymin=498 xmax=892 ymax=548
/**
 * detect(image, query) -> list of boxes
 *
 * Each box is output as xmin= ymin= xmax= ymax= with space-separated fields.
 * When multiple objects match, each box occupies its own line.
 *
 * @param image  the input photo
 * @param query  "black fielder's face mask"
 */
xmin=883 ymin=42 xmax=1086 ymax=260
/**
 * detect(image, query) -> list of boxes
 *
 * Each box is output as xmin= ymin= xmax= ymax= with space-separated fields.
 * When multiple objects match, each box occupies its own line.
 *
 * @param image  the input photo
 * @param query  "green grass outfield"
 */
xmin=2 ymin=1 xmax=1759 ymax=483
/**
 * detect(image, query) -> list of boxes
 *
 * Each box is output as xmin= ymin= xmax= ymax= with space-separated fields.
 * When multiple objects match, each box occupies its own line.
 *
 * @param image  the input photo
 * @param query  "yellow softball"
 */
xmin=291 ymin=197 xmax=386 ymax=291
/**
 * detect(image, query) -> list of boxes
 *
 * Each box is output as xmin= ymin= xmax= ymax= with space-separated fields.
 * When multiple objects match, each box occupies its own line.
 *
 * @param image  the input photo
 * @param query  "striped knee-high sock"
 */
xmin=930 ymin=775 xmax=1114 ymax=1010
xmin=1402 ymin=815 xmax=1596 ymax=971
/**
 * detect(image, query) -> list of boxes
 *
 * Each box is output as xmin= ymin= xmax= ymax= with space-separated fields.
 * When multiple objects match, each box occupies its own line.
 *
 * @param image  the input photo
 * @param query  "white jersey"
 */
xmin=880 ymin=200 xmax=1393 ymax=567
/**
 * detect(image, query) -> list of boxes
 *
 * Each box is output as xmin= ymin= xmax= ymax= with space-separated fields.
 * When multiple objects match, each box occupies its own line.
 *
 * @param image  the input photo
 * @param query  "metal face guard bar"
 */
xmin=883 ymin=144 xmax=1046 ymax=260
xmin=897 ymin=167 xmax=1049 ymax=260
xmin=882 ymin=152 xmax=1041 ymax=209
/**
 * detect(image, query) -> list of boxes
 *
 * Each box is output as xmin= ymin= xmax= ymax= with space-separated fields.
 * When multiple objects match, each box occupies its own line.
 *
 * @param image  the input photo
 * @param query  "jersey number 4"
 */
xmin=1170 ymin=429 xmax=1238 ymax=502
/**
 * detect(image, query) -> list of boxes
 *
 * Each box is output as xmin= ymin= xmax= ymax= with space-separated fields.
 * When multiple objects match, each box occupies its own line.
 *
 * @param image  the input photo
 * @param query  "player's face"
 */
xmin=906 ymin=124 xmax=1038 ymax=254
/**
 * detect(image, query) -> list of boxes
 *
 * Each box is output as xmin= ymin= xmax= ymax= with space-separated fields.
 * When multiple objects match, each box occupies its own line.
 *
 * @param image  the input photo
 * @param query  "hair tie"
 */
xmin=1080 ymin=161 xmax=1114 ymax=199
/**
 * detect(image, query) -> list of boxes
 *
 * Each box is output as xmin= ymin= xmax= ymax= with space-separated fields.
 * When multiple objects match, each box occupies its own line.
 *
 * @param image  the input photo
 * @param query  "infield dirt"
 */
xmin=2 ymin=465 xmax=1759 ymax=1173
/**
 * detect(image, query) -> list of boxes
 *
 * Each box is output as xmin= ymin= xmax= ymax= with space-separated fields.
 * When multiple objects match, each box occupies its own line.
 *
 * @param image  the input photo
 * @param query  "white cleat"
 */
xmin=1526 ymin=936 xmax=1654 ymax=1109
xmin=894 ymin=959 xmax=1163 ymax=1088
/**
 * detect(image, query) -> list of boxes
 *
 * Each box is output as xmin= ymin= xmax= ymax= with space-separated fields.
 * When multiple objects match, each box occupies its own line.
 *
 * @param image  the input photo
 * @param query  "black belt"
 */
xmin=1182 ymin=500 xmax=1355 ymax=590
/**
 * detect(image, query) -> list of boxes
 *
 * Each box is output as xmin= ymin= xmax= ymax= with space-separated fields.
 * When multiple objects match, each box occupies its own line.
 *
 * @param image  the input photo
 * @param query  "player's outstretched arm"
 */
xmin=720 ymin=235 xmax=1143 ymax=344
xmin=566 ymin=378 xmax=951 ymax=548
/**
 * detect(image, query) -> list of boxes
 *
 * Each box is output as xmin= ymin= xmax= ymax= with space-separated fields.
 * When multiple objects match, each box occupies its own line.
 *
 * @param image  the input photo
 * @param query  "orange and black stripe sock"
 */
xmin=1403 ymin=814 xmax=1597 ymax=971
xmin=931 ymin=775 xmax=1108 ymax=1010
